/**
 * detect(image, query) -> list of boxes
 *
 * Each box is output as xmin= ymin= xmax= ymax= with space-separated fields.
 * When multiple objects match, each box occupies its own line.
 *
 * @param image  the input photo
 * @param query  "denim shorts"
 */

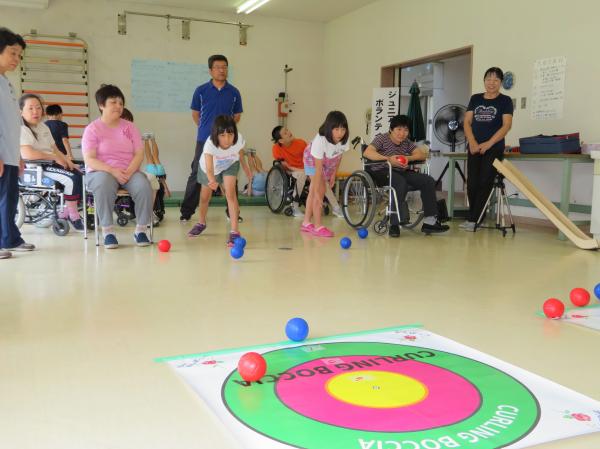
xmin=197 ymin=161 xmax=240 ymax=185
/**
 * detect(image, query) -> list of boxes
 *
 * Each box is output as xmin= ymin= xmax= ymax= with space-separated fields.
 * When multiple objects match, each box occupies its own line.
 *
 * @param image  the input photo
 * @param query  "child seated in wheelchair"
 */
xmin=272 ymin=125 xmax=343 ymax=218
xmin=363 ymin=114 xmax=449 ymax=237
xmin=19 ymin=93 xmax=84 ymax=231
xmin=301 ymin=111 xmax=349 ymax=237
xmin=271 ymin=126 xmax=308 ymax=216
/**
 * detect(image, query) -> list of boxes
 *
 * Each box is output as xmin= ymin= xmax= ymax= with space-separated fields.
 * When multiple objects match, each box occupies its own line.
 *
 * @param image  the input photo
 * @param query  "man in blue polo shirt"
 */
xmin=180 ymin=54 xmax=243 ymax=221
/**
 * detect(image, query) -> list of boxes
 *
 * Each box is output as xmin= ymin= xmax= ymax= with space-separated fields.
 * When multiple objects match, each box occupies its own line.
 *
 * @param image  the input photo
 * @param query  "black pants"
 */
xmin=467 ymin=145 xmax=504 ymax=222
xmin=368 ymin=169 xmax=438 ymax=225
xmin=0 ymin=165 xmax=25 ymax=249
xmin=180 ymin=140 xmax=205 ymax=218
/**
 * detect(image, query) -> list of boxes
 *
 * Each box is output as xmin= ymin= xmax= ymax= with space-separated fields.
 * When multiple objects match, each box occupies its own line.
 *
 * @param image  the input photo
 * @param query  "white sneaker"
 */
xmin=332 ymin=206 xmax=344 ymax=218
xmin=458 ymin=220 xmax=475 ymax=229
xmin=0 ymin=250 xmax=12 ymax=259
xmin=292 ymin=205 xmax=304 ymax=218
xmin=461 ymin=221 xmax=477 ymax=232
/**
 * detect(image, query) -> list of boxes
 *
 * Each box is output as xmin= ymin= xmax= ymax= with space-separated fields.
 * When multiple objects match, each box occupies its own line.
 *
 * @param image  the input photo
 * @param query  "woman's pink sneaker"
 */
xmin=311 ymin=226 xmax=334 ymax=237
xmin=300 ymin=223 xmax=315 ymax=233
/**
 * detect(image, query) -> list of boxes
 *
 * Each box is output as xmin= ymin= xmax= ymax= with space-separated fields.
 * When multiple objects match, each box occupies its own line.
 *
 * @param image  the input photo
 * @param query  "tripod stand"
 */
xmin=475 ymin=173 xmax=516 ymax=237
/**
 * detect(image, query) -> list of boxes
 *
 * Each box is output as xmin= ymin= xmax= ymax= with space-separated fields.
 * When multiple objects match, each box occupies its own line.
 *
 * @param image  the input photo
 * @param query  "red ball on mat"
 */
xmin=543 ymin=298 xmax=565 ymax=319
xmin=569 ymin=288 xmax=590 ymax=307
xmin=238 ymin=352 xmax=267 ymax=382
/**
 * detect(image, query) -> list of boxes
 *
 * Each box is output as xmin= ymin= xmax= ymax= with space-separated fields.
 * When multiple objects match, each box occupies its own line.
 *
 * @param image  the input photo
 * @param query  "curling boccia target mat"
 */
xmin=159 ymin=326 xmax=600 ymax=449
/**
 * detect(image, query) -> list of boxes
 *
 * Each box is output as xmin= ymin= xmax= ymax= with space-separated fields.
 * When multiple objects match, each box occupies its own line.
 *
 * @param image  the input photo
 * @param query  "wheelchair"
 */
xmin=341 ymin=138 xmax=429 ymax=235
xmin=265 ymin=160 xmax=330 ymax=217
xmin=16 ymin=161 xmax=70 ymax=236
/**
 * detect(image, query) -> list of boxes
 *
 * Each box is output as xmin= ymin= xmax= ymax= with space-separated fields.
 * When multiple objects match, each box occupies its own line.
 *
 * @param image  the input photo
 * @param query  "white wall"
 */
xmin=2 ymin=0 xmax=326 ymax=190
xmin=324 ymin=0 xmax=600 ymax=218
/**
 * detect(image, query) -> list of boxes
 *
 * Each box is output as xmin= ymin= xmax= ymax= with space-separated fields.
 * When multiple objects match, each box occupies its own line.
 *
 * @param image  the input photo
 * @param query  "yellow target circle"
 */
xmin=325 ymin=370 xmax=428 ymax=408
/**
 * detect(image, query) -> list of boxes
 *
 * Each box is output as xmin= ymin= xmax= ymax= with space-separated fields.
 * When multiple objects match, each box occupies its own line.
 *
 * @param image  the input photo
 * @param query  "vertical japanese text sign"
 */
xmin=371 ymin=88 xmax=399 ymax=140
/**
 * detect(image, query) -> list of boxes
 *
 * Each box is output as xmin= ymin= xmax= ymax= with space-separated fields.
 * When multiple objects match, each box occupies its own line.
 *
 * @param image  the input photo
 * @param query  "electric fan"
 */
xmin=433 ymin=104 xmax=467 ymax=152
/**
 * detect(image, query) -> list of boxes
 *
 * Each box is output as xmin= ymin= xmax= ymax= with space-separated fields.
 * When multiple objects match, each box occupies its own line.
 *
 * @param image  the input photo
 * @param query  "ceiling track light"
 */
xmin=237 ymin=0 xmax=271 ymax=14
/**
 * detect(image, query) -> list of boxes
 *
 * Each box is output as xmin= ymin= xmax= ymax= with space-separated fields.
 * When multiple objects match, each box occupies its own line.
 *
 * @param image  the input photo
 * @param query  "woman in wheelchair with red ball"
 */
xmin=363 ymin=114 xmax=449 ymax=238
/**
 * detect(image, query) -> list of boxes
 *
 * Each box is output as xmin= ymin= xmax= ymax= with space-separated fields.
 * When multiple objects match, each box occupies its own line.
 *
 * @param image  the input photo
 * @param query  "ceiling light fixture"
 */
xmin=237 ymin=0 xmax=271 ymax=14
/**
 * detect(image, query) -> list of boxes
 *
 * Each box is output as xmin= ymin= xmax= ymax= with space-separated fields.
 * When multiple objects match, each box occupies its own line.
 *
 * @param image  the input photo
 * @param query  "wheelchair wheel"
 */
xmin=265 ymin=164 xmax=288 ymax=213
xmin=21 ymin=192 xmax=53 ymax=228
xmin=341 ymin=170 xmax=377 ymax=228
xmin=117 ymin=215 xmax=128 ymax=227
xmin=52 ymin=218 xmax=70 ymax=236
xmin=373 ymin=219 xmax=389 ymax=235
xmin=86 ymin=213 xmax=95 ymax=231
xmin=284 ymin=206 xmax=294 ymax=217
xmin=114 ymin=196 xmax=135 ymax=221
xmin=15 ymin=195 xmax=25 ymax=229
xmin=401 ymin=192 xmax=425 ymax=230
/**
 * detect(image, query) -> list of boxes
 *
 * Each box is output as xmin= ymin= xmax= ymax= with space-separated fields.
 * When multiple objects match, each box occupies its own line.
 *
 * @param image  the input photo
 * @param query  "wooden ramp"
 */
xmin=493 ymin=159 xmax=599 ymax=250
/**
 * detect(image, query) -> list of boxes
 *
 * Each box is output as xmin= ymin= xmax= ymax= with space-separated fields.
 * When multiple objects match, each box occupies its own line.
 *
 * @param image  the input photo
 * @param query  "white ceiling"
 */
xmin=123 ymin=0 xmax=381 ymax=23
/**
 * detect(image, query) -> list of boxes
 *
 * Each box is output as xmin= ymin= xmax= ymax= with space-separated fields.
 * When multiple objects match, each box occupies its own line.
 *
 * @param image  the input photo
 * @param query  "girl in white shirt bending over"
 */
xmin=301 ymin=111 xmax=349 ymax=237
xmin=187 ymin=115 xmax=252 ymax=246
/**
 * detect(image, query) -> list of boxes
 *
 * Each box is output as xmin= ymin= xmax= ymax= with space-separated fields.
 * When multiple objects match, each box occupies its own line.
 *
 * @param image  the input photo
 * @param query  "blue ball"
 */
xmin=234 ymin=236 xmax=247 ymax=249
xmin=340 ymin=237 xmax=352 ymax=249
xmin=286 ymin=317 xmax=309 ymax=341
xmin=594 ymin=283 xmax=600 ymax=300
xmin=357 ymin=228 xmax=368 ymax=239
xmin=230 ymin=246 xmax=244 ymax=259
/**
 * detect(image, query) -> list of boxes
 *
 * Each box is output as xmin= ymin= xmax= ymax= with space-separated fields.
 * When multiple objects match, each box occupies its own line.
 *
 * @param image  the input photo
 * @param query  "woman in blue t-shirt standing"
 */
xmin=462 ymin=67 xmax=513 ymax=231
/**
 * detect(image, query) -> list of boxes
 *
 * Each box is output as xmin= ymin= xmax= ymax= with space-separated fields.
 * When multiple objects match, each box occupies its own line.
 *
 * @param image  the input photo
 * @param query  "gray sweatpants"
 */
xmin=86 ymin=171 xmax=152 ymax=227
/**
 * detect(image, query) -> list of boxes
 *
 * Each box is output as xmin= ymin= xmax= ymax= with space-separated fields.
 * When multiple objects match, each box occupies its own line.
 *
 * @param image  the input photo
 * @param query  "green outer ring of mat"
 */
xmin=222 ymin=342 xmax=540 ymax=449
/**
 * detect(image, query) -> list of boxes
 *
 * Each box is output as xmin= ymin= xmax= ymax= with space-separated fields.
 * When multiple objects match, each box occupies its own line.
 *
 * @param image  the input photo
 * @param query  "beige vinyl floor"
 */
xmin=1 ymin=207 xmax=599 ymax=449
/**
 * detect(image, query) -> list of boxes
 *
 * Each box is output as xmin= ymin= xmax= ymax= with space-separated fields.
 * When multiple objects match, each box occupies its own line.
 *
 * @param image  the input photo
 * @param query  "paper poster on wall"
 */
xmin=531 ymin=56 xmax=566 ymax=120
xmin=131 ymin=59 xmax=210 ymax=113
xmin=371 ymin=88 xmax=399 ymax=140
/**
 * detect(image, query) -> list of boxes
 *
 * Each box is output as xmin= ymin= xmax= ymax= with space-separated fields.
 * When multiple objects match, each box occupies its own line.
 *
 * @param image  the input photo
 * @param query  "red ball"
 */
xmin=543 ymin=298 xmax=565 ymax=319
xmin=157 ymin=239 xmax=171 ymax=252
xmin=238 ymin=352 xmax=267 ymax=382
xmin=569 ymin=288 xmax=590 ymax=307
xmin=396 ymin=155 xmax=408 ymax=165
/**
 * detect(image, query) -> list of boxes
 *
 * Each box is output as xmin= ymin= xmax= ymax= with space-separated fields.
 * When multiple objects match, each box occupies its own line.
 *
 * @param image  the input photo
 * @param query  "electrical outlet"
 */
xmin=521 ymin=97 xmax=526 ymax=109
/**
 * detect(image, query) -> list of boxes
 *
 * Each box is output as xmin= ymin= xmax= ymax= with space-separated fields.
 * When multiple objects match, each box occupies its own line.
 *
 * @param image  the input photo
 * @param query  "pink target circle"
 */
xmin=275 ymin=355 xmax=481 ymax=432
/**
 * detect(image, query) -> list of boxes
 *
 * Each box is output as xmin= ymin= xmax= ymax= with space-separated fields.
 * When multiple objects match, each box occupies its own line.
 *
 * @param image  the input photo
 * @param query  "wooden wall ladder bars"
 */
xmin=19 ymin=33 xmax=90 ymax=150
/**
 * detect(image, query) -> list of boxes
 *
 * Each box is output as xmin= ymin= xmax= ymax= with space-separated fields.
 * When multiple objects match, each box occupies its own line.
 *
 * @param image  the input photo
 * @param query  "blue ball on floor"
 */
xmin=340 ymin=237 xmax=352 ymax=249
xmin=230 ymin=246 xmax=244 ymax=259
xmin=595 ymin=283 xmax=600 ymax=300
xmin=357 ymin=228 xmax=368 ymax=239
xmin=234 ymin=236 xmax=247 ymax=249
xmin=286 ymin=317 xmax=309 ymax=341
